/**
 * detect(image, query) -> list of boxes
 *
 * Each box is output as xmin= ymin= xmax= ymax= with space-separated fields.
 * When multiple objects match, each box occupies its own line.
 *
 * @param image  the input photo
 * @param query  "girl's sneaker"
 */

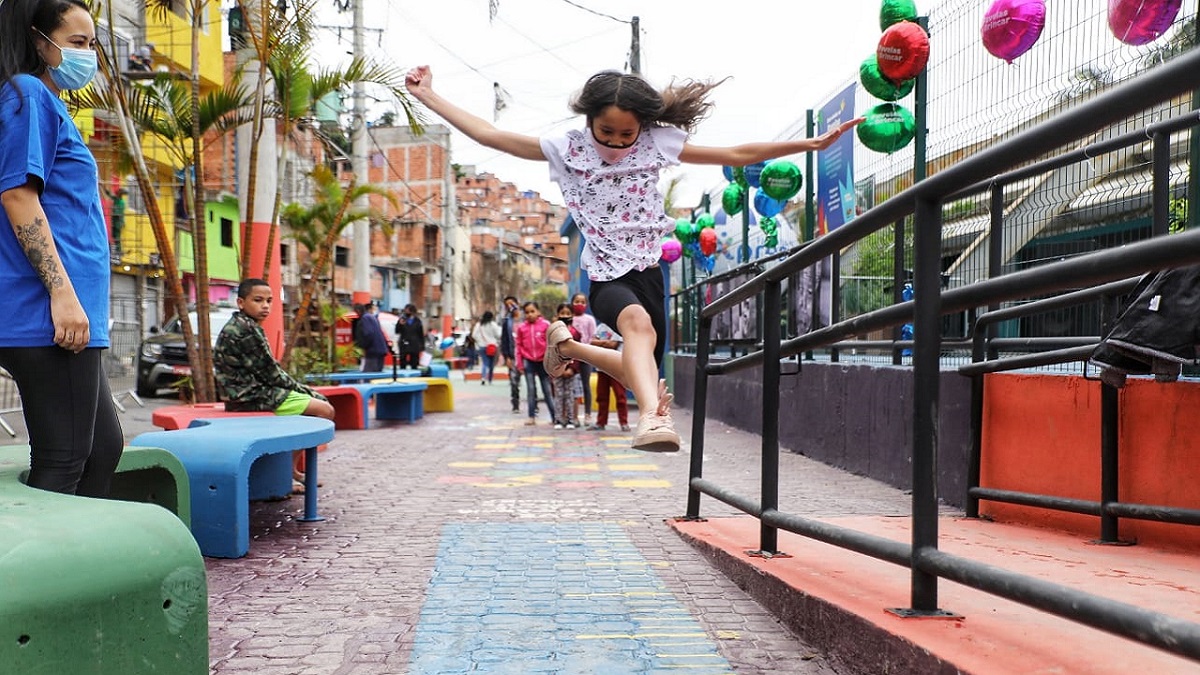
xmin=543 ymin=322 xmax=571 ymax=375
xmin=566 ymin=423 xmax=576 ymax=430
xmin=631 ymin=411 xmax=680 ymax=452
xmin=554 ymin=423 xmax=564 ymax=430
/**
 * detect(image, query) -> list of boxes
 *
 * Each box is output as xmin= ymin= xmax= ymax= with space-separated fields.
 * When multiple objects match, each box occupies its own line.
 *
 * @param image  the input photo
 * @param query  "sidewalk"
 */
xmin=152 ymin=373 xmax=906 ymax=674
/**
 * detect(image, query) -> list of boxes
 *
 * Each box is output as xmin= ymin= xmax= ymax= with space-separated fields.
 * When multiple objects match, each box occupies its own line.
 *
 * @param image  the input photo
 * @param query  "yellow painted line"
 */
xmin=496 ymin=456 xmax=544 ymax=464
xmin=524 ymin=436 xmax=555 ymax=441
xmin=612 ymin=478 xmax=672 ymax=489
xmin=653 ymin=652 xmax=725 ymax=658
xmin=607 ymin=463 xmax=659 ymax=471
xmin=447 ymin=461 xmax=494 ymax=468
xmin=605 ymin=452 xmax=643 ymax=459
xmin=715 ymin=630 xmax=740 ymax=639
xmin=575 ymin=632 xmax=709 ymax=641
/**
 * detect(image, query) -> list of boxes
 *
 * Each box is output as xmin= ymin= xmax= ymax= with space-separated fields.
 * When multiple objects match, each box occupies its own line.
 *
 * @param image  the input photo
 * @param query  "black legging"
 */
xmin=398 ymin=351 xmax=420 ymax=369
xmin=0 ymin=347 xmax=123 ymax=497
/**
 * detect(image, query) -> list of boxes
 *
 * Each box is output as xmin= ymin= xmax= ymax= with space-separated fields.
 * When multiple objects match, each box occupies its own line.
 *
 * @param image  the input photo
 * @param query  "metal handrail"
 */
xmin=684 ymin=43 xmax=1200 ymax=663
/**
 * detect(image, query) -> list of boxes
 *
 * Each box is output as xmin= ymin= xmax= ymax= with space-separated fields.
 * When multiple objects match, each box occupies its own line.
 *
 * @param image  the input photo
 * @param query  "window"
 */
xmin=219 ymin=217 xmax=234 ymax=247
xmin=280 ymin=243 xmax=290 ymax=264
xmin=423 ymin=225 xmax=439 ymax=263
xmin=335 ymin=246 xmax=349 ymax=267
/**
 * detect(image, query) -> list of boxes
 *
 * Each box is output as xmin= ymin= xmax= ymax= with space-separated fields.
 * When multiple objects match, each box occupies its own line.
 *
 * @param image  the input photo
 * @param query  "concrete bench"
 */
xmin=0 ymin=446 xmax=208 ymax=673
xmin=307 ymin=369 xmax=422 ymax=384
xmin=131 ymin=416 xmax=335 ymax=558
xmin=409 ymin=376 xmax=454 ymax=412
xmin=312 ymin=384 xmax=366 ymax=429
xmin=346 ymin=381 xmax=428 ymax=427
xmin=152 ymin=401 xmax=272 ymax=431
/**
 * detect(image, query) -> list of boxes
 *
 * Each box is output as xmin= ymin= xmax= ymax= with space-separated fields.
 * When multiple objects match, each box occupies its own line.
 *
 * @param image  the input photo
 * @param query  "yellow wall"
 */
xmin=144 ymin=1 xmax=223 ymax=89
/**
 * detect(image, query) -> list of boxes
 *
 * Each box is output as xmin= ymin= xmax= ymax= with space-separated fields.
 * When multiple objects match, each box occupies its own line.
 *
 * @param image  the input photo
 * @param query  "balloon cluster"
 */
xmin=719 ymin=159 xmax=803 ymax=250
xmin=858 ymin=0 xmax=927 ymax=154
xmin=664 ymin=213 xmax=720 ymax=272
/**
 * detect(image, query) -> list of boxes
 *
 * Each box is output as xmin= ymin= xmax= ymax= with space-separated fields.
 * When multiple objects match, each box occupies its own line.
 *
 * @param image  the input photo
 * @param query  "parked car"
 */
xmin=136 ymin=307 xmax=238 ymax=397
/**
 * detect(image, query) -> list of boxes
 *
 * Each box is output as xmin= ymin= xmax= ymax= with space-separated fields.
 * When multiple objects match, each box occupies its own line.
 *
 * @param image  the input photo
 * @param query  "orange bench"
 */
xmin=311 ymin=385 xmax=366 ymax=430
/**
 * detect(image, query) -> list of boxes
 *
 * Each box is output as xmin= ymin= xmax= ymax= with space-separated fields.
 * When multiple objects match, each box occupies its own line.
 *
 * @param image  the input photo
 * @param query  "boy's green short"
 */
xmin=274 ymin=391 xmax=312 ymax=416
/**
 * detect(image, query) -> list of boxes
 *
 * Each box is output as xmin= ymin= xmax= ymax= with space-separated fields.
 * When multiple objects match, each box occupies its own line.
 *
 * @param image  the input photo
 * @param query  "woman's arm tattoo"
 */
xmin=14 ymin=218 xmax=66 ymax=291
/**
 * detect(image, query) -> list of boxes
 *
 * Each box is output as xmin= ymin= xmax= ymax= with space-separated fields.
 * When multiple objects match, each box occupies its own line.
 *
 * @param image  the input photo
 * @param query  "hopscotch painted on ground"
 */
xmin=410 ymin=522 xmax=735 ymax=675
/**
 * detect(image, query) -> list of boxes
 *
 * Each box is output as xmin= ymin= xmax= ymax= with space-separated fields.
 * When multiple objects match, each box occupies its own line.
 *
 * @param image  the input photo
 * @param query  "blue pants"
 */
xmin=523 ymin=359 xmax=554 ymax=421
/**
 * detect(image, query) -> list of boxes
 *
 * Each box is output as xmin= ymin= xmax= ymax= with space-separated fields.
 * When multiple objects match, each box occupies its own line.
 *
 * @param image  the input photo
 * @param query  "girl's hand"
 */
xmin=814 ymin=117 xmax=866 ymax=150
xmin=406 ymin=65 xmax=433 ymax=100
xmin=50 ymin=291 xmax=89 ymax=353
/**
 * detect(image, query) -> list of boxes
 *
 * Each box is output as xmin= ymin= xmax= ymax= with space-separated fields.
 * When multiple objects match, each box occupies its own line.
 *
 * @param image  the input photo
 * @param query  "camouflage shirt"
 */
xmin=213 ymin=310 xmax=327 ymax=412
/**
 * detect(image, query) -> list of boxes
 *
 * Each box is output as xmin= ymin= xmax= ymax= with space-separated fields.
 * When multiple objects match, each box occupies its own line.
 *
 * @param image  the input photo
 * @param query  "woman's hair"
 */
xmin=0 ymin=0 xmax=89 ymax=91
xmin=569 ymin=70 xmax=726 ymax=133
xmin=481 ymin=311 xmax=494 ymax=323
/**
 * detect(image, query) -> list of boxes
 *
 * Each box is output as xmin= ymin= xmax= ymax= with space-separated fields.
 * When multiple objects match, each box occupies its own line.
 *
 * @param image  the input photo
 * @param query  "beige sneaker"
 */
xmin=632 ymin=410 xmax=681 ymax=452
xmin=543 ymin=322 xmax=572 ymax=376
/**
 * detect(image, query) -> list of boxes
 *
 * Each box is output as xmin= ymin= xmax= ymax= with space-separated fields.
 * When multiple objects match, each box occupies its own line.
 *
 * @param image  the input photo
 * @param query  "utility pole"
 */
xmin=629 ymin=16 xmax=640 ymax=74
xmin=351 ymin=0 xmax=370 ymax=305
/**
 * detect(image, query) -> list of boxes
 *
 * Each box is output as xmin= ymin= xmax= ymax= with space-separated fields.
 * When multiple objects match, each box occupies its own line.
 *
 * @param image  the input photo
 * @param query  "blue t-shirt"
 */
xmin=0 ymin=74 xmax=109 ymax=348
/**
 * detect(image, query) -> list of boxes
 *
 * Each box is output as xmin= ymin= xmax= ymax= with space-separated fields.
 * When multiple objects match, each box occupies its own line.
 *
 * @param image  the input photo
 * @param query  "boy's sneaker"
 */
xmin=543 ymin=322 xmax=571 ymax=375
xmin=619 ymin=424 xmax=631 ymax=432
xmin=631 ymin=411 xmax=680 ymax=452
xmin=554 ymin=423 xmax=564 ymax=430
xmin=566 ymin=423 xmax=576 ymax=430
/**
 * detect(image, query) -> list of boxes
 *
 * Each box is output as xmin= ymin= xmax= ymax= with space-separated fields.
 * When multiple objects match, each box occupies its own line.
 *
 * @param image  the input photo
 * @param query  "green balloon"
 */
xmin=732 ymin=165 xmax=748 ymax=188
xmin=674 ymin=217 xmax=692 ymax=243
xmin=857 ymin=103 xmax=916 ymax=154
xmin=697 ymin=213 xmax=716 ymax=229
xmin=721 ymin=184 xmax=745 ymax=215
xmin=880 ymin=0 xmax=917 ymax=30
xmin=758 ymin=161 xmax=803 ymax=201
xmin=860 ymin=54 xmax=915 ymax=101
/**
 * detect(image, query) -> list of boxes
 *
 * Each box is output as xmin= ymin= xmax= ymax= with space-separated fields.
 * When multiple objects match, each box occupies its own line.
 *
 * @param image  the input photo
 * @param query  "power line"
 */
xmin=556 ymin=0 xmax=629 ymax=24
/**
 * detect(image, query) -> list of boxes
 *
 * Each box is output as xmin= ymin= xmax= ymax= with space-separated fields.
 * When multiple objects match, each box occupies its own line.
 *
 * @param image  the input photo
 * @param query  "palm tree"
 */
xmin=280 ymin=165 xmax=397 ymax=366
xmin=88 ymin=1 xmax=254 ymax=402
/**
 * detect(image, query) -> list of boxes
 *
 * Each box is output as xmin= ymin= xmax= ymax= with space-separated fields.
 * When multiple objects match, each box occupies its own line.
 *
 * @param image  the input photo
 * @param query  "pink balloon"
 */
xmin=660 ymin=238 xmax=682 ymax=264
xmin=1108 ymin=0 xmax=1182 ymax=45
xmin=981 ymin=0 xmax=1046 ymax=64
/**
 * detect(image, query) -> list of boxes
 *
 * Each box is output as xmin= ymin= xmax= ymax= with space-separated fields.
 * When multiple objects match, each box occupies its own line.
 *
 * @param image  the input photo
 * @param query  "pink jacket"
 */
xmin=515 ymin=317 xmax=549 ymax=363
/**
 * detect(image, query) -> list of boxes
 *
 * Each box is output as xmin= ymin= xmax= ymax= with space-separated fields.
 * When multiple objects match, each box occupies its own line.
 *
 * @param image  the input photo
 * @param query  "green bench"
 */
xmin=0 ymin=446 xmax=208 ymax=674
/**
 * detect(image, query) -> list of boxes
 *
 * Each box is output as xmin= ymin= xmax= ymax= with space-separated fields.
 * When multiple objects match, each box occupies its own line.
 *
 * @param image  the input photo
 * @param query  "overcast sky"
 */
xmin=317 ymin=1 xmax=890 ymax=207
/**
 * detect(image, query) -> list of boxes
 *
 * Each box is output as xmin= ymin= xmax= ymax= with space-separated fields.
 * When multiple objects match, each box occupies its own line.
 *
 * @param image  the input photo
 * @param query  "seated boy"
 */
xmin=214 ymin=278 xmax=335 ymax=490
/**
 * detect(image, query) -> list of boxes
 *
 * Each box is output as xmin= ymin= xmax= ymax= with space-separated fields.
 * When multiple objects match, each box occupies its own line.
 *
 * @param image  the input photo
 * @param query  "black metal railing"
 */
xmin=683 ymin=45 xmax=1200 ymax=662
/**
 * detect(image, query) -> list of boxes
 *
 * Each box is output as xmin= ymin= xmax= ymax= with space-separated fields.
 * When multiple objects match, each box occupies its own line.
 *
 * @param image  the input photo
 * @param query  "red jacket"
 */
xmin=515 ymin=317 xmax=549 ymax=363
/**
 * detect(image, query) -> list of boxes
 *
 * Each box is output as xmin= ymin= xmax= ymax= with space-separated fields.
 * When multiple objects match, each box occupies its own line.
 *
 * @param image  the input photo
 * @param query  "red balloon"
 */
xmin=876 ymin=21 xmax=930 ymax=83
xmin=981 ymin=0 xmax=1046 ymax=64
xmin=1108 ymin=0 xmax=1182 ymax=46
xmin=698 ymin=228 xmax=718 ymax=257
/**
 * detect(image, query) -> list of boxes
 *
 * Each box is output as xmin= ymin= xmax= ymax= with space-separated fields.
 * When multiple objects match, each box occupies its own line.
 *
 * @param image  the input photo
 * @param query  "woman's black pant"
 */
xmin=0 ymin=347 xmax=123 ymax=497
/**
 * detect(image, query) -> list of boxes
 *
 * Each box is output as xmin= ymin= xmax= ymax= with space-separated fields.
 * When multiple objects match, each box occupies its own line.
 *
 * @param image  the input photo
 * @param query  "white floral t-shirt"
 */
xmin=540 ymin=125 xmax=687 ymax=282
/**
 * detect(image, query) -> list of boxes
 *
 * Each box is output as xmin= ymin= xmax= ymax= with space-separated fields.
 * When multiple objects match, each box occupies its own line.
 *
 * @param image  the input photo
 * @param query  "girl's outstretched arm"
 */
xmin=406 ymin=66 xmax=546 ymax=161
xmin=679 ymin=117 xmax=865 ymax=166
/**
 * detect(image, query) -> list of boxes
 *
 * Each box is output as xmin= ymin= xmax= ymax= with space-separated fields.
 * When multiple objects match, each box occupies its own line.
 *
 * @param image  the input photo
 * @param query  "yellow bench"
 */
xmin=410 ymin=376 xmax=454 ymax=412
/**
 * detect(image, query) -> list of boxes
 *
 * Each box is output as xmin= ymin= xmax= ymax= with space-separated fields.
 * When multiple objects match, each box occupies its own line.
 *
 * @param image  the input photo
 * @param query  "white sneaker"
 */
xmin=566 ymin=423 xmax=576 ymax=430
xmin=631 ymin=411 xmax=681 ymax=452
xmin=554 ymin=423 xmax=564 ymax=430
xmin=543 ymin=322 xmax=571 ymax=376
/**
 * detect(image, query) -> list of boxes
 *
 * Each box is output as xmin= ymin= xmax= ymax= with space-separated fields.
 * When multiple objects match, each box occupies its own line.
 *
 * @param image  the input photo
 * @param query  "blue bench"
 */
xmin=131 ymin=416 xmax=335 ymax=558
xmin=306 ymin=363 xmax=449 ymax=384
xmin=0 ymin=445 xmax=208 ymax=672
xmin=348 ymin=381 xmax=428 ymax=427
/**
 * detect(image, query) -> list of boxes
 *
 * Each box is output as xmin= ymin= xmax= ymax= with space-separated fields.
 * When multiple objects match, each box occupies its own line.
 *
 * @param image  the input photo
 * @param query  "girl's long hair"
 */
xmin=569 ymin=70 xmax=727 ymax=133
xmin=0 ymin=0 xmax=88 ymax=92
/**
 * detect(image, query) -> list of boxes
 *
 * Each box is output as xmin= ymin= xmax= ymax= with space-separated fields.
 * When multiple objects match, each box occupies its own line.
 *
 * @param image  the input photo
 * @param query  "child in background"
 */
xmin=551 ymin=304 xmax=581 ymax=429
xmin=588 ymin=323 xmax=630 ymax=432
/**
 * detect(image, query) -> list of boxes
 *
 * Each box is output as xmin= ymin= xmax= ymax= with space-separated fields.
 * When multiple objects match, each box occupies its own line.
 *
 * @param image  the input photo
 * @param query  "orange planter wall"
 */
xmin=982 ymin=373 xmax=1200 ymax=551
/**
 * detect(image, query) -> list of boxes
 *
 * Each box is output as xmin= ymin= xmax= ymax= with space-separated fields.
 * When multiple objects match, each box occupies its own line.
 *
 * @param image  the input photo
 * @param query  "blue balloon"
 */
xmin=722 ymin=165 xmax=734 ymax=182
xmin=744 ymin=161 xmax=767 ymax=188
xmin=754 ymin=191 xmax=786 ymax=218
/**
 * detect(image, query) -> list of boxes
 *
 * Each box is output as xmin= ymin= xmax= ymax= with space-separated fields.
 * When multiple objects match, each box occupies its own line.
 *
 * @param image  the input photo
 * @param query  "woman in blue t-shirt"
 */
xmin=0 ymin=0 xmax=123 ymax=497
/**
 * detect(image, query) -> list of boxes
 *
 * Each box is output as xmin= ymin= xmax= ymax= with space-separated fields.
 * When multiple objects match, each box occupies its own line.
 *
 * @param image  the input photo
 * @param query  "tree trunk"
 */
xmin=189 ymin=0 xmax=216 ymax=402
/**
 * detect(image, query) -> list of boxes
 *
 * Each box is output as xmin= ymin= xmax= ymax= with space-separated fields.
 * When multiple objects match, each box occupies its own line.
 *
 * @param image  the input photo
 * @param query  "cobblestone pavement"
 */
xmin=65 ymin=374 xmax=913 ymax=674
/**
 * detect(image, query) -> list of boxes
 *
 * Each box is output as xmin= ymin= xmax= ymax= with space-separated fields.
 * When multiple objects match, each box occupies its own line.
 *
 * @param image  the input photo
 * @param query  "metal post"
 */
xmin=351 ymin=0 xmax=370 ymax=301
xmin=892 ymin=219 xmax=905 ymax=365
xmin=685 ymin=316 xmax=712 ymax=519
xmin=1152 ymin=131 xmax=1171 ymax=236
xmin=754 ymin=280 xmax=783 ymax=556
xmin=740 ymin=184 xmax=751 ymax=264
xmin=1098 ymin=293 xmax=1122 ymax=543
xmin=830 ymin=251 xmax=841 ymax=362
xmin=629 ymin=16 xmax=640 ymax=75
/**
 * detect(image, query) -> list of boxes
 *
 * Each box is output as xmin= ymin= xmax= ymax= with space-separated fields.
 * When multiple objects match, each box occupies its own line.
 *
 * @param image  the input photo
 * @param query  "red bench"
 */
xmin=311 ymin=385 xmax=366 ymax=430
xmin=151 ymin=402 xmax=271 ymax=431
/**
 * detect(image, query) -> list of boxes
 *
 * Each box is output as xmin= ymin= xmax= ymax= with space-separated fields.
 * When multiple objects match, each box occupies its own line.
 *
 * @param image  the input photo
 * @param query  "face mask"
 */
xmin=590 ymin=129 xmax=638 ymax=164
xmin=572 ymin=304 xmax=586 ymax=316
xmin=39 ymin=31 xmax=97 ymax=91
